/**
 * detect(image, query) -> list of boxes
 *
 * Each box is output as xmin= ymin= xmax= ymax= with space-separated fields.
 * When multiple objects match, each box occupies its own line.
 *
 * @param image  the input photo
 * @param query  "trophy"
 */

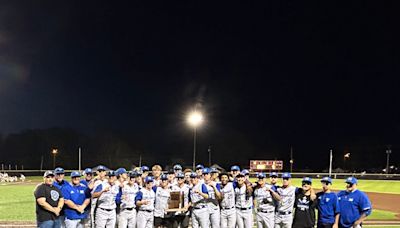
xmin=166 ymin=191 xmax=185 ymax=212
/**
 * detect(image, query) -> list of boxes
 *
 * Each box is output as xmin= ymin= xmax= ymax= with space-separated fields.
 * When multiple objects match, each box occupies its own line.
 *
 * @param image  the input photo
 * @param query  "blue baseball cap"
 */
xmin=83 ymin=168 xmax=93 ymax=175
xmin=302 ymin=177 xmax=312 ymax=184
xmin=269 ymin=172 xmax=278 ymax=177
xmin=196 ymin=164 xmax=204 ymax=170
xmin=97 ymin=165 xmax=106 ymax=171
xmin=141 ymin=166 xmax=150 ymax=172
xmin=257 ymin=172 xmax=266 ymax=179
xmin=321 ymin=177 xmax=332 ymax=184
xmin=211 ymin=168 xmax=219 ymax=173
xmin=202 ymin=167 xmax=211 ymax=174
xmin=70 ymin=171 xmax=81 ymax=178
xmin=241 ymin=169 xmax=250 ymax=175
xmin=231 ymin=165 xmax=240 ymax=171
xmin=345 ymin=177 xmax=358 ymax=185
xmin=116 ymin=168 xmax=127 ymax=175
xmin=107 ymin=170 xmax=116 ymax=177
xmin=176 ymin=173 xmax=185 ymax=178
xmin=282 ymin=172 xmax=291 ymax=179
xmin=173 ymin=164 xmax=183 ymax=170
xmin=54 ymin=167 xmax=65 ymax=174
xmin=190 ymin=172 xmax=198 ymax=178
xmin=160 ymin=174 xmax=168 ymax=181
xmin=145 ymin=176 xmax=154 ymax=183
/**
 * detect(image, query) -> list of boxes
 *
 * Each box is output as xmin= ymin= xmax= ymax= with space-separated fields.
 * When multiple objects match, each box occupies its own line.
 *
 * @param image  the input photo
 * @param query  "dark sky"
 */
xmin=0 ymin=2 xmax=399 ymax=170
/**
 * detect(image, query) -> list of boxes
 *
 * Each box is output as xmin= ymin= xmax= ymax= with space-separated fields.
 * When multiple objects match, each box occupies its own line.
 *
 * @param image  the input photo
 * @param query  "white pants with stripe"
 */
xmin=220 ymin=208 xmax=236 ymax=228
xmin=192 ymin=207 xmax=210 ymax=228
xmin=118 ymin=208 xmax=137 ymax=228
xmin=256 ymin=211 xmax=275 ymax=228
xmin=95 ymin=208 xmax=116 ymax=228
xmin=136 ymin=210 xmax=154 ymax=228
xmin=274 ymin=213 xmax=293 ymax=228
xmin=236 ymin=209 xmax=253 ymax=228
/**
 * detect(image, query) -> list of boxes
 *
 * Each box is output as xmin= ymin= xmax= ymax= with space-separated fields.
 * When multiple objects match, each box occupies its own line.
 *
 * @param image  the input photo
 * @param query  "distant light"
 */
xmin=52 ymin=149 xmax=58 ymax=155
xmin=187 ymin=111 xmax=203 ymax=127
xmin=344 ymin=153 xmax=350 ymax=158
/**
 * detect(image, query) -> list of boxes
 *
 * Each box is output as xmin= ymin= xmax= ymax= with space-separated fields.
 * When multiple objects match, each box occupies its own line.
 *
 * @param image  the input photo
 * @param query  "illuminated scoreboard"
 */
xmin=250 ymin=160 xmax=283 ymax=171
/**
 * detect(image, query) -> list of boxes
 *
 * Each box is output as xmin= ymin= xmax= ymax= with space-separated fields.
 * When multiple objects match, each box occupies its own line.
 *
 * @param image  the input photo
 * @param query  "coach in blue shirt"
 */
xmin=337 ymin=177 xmax=372 ymax=228
xmin=316 ymin=177 xmax=340 ymax=228
xmin=62 ymin=171 xmax=91 ymax=228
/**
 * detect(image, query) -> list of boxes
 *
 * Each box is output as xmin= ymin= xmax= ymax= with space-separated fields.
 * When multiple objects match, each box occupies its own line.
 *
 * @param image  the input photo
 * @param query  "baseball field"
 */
xmin=0 ymin=177 xmax=399 ymax=227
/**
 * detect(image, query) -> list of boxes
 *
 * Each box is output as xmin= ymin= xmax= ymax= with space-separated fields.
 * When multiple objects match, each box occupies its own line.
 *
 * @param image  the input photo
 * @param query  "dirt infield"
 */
xmin=367 ymin=192 xmax=400 ymax=220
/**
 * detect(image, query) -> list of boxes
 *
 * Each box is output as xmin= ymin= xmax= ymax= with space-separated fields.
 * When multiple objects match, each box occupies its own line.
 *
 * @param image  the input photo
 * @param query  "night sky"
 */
xmin=0 ymin=2 xmax=399 ymax=170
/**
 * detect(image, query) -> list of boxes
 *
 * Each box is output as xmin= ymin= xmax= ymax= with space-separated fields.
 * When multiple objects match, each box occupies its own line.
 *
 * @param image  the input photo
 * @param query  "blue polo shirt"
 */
xmin=53 ymin=180 xmax=71 ymax=191
xmin=317 ymin=192 xmax=340 ymax=225
xmin=62 ymin=184 xmax=90 ymax=220
xmin=337 ymin=189 xmax=372 ymax=228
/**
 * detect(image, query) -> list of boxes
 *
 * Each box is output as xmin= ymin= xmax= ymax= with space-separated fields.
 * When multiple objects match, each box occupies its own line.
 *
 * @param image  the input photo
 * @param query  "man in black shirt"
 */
xmin=292 ymin=177 xmax=317 ymax=228
xmin=34 ymin=170 xmax=64 ymax=228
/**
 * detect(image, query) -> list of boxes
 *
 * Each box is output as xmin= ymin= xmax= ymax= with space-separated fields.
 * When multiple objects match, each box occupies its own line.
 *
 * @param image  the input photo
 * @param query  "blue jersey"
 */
xmin=53 ymin=180 xmax=71 ymax=192
xmin=62 ymin=184 xmax=90 ymax=219
xmin=317 ymin=192 xmax=340 ymax=225
xmin=337 ymin=190 xmax=372 ymax=227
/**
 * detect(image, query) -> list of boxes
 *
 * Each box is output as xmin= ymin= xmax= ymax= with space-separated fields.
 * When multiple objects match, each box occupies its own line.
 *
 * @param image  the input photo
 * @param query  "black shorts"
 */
xmin=317 ymin=223 xmax=333 ymax=228
xmin=154 ymin=217 xmax=172 ymax=228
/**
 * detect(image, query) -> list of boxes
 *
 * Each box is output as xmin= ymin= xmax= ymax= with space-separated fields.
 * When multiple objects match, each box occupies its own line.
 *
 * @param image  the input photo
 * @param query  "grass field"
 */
xmin=0 ymin=176 xmax=399 ymax=222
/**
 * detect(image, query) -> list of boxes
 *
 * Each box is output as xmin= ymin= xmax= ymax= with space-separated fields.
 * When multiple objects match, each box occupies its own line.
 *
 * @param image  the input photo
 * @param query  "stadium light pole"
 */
xmin=386 ymin=147 xmax=392 ymax=175
xmin=51 ymin=148 xmax=58 ymax=169
xmin=187 ymin=111 xmax=203 ymax=170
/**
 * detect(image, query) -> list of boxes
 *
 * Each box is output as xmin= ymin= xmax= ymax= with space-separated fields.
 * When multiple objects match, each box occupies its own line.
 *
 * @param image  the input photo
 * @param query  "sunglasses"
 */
xmin=302 ymin=182 xmax=311 ymax=186
xmin=282 ymin=178 xmax=289 ymax=181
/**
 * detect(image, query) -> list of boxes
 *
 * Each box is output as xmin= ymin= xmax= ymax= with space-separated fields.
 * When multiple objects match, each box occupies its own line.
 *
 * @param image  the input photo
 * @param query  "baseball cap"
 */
xmin=167 ymin=169 xmax=175 ymax=175
xmin=43 ymin=170 xmax=55 ymax=178
xmin=210 ymin=168 xmax=219 ymax=173
xmin=269 ymin=172 xmax=278 ymax=177
xmin=176 ymin=173 xmax=185 ymax=179
xmin=173 ymin=164 xmax=183 ymax=170
xmin=83 ymin=168 xmax=93 ymax=175
xmin=202 ymin=167 xmax=211 ymax=174
xmin=345 ymin=177 xmax=358 ymax=185
xmin=144 ymin=176 xmax=154 ymax=183
xmin=236 ymin=173 xmax=245 ymax=178
xmin=136 ymin=170 xmax=143 ymax=176
xmin=141 ymin=166 xmax=150 ymax=172
xmin=241 ymin=169 xmax=250 ymax=175
xmin=116 ymin=168 xmax=127 ymax=175
xmin=54 ymin=167 xmax=65 ymax=174
xmin=321 ymin=177 xmax=332 ymax=184
xmin=302 ymin=177 xmax=312 ymax=184
xmin=190 ymin=172 xmax=198 ymax=178
xmin=196 ymin=164 xmax=204 ymax=170
xmin=257 ymin=172 xmax=266 ymax=179
xmin=231 ymin=165 xmax=240 ymax=171
xmin=282 ymin=172 xmax=291 ymax=179
xmin=107 ymin=170 xmax=116 ymax=177
xmin=160 ymin=174 xmax=168 ymax=181
xmin=97 ymin=165 xmax=106 ymax=171
xmin=129 ymin=171 xmax=138 ymax=178
xmin=70 ymin=171 xmax=81 ymax=178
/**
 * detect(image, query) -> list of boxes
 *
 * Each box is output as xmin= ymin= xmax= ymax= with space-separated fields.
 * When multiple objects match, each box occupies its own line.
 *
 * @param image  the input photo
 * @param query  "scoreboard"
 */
xmin=250 ymin=160 xmax=283 ymax=171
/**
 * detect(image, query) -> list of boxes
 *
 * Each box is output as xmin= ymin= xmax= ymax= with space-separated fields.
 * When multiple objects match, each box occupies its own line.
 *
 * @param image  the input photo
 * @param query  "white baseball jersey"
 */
xmin=253 ymin=184 xmax=275 ymax=211
xmin=220 ymin=182 xmax=236 ymax=209
xmin=189 ymin=182 xmax=208 ymax=207
xmin=95 ymin=182 xmax=120 ymax=210
xmin=276 ymin=186 xmax=296 ymax=213
xmin=120 ymin=183 xmax=139 ymax=209
xmin=136 ymin=188 xmax=156 ymax=211
xmin=205 ymin=182 xmax=221 ymax=210
xmin=154 ymin=187 xmax=171 ymax=217
xmin=234 ymin=184 xmax=253 ymax=208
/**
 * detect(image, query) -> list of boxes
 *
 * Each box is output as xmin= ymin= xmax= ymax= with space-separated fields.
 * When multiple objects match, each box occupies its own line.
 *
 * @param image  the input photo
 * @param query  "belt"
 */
xmin=258 ymin=209 xmax=274 ymax=213
xmin=278 ymin=211 xmax=291 ymax=215
xmin=123 ymin=207 xmax=135 ymax=211
xmin=139 ymin=210 xmax=153 ymax=213
xmin=236 ymin=206 xmax=252 ymax=210
xmin=99 ymin=208 xmax=114 ymax=212
xmin=193 ymin=205 xmax=207 ymax=210
xmin=222 ymin=206 xmax=235 ymax=210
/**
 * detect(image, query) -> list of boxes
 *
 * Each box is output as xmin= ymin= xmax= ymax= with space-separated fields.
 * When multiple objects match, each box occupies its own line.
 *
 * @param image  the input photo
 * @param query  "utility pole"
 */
xmin=290 ymin=146 xmax=294 ymax=173
xmin=208 ymin=145 xmax=212 ymax=167
xmin=386 ymin=145 xmax=392 ymax=175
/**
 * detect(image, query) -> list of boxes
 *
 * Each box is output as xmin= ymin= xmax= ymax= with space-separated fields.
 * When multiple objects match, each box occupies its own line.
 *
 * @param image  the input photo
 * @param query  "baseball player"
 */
xmin=292 ymin=177 xmax=317 ymax=228
xmin=154 ymin=174 xmax=172 ymax=228
xmin=337 ymin=177 xmax=372 ymax=228
xmin=173 ymin=164 xmax=183 ymax=175
xmin=171 ymin=172 xmax=191 ymax=228
xmin=135 ymin=170 xmax=144 ymax=187
xmin=269 ymin=172 xmax=278 ymax=188
xmin=195 ymin=164 xmax=205 ymax=177
xmin=210 ymin=168 xmax=220 ymax=182
xmin=152 ymin=165 xmax=163 ymax=186
xmin=316 ymin=177 xmax=340 ymax=228
xmin=53 ymin=167 xmax=71 ymax=228
xmin=253 ymin=172 xmax=281 ymax=228
xmin=189 ymin=172 xmax=210 ymax=228
xmin=135 ymin=176 xmax=156 ymax=228
xmin=184 ymin=169 xmax=193 ymax=186
xmin=80 ymin=168 xmax=94 ymax=189
xmin=62 ymin=171 xmax=91 ymax=228
xmin=118 ymin=171 xmax=140 ymax=228
xmin=167 ymin=169 xmax=177 ymax=186
xmin=141 ymin=166 xmax=150 ymax=178
xmin=230 ymin=166 xmax=241 ymax=181
xmin=219 ymin=172 xmax=236 ymax=228
xmin=202 ymin=167 xmax=222 ymax=228
xmin=234 ymin=172 xmax=253 ymax=228
xmin=92 ymin=170 xmax=120 ymax=228
xmin=90 ymin=165 xmax=107 ymax=228
xmin=275 ymin=172 xmax=296 ymax=228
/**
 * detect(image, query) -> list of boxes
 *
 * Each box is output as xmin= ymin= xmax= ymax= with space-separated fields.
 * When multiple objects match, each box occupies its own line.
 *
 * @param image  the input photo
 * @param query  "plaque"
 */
xmin=166 ymin=191 xmax=185 ymax=212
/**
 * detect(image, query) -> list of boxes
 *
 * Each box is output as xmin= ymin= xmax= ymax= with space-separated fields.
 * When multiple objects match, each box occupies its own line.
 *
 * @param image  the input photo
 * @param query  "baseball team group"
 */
xmin=34 ymin=164 xmax=372 ymax=228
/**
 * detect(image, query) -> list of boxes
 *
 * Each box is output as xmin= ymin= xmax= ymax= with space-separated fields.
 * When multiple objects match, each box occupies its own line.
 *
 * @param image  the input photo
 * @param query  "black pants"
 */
xmin=317 ymin=224 xmax=333 ymax=228
xmin=171 ymin=215 xmax=189 ymax=228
